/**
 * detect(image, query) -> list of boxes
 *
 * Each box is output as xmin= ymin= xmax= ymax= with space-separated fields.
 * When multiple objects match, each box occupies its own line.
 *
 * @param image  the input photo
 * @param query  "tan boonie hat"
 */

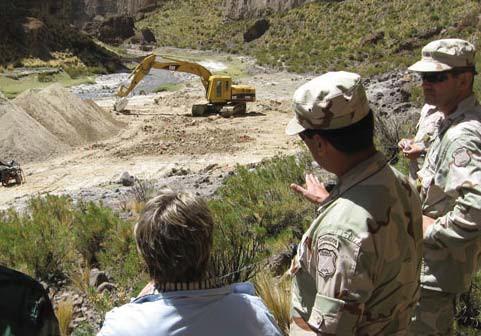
xmin=286 ymin=71 xmax=369 ymax=135
xmin=409 ymin=38 xmax=476 ymax=72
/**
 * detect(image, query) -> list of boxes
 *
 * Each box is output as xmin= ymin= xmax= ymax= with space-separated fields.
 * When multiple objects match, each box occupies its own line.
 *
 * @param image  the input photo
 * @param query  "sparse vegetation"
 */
xmin=4 ymin=1 xmax=481 ymax=334
xmin=138 ymin=0 xmax=481 ymax=76
xmin=255 ymin=272 xmax=291 ymax=335
xmin=56 ymin=299 xmax=74 ymax=336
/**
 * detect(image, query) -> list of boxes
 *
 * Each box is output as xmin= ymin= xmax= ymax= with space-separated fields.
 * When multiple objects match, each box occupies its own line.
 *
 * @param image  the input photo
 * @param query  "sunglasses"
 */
xmin=420 ymin=67 xmax=475 ymax=83
xmin=299 ymin=129 xmax=317 ymax=140
xmin=420 ymin=72 xmax=450 ymax=83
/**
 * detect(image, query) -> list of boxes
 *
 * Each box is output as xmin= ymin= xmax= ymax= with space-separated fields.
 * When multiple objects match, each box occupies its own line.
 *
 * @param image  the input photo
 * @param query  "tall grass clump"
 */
xmin=374 ymin=112 xmax=417 ymax=175
xmin=255 ymin=272 xmax=291 ymax=335
xmin=56 ymin=299 xmax=74 ymax=336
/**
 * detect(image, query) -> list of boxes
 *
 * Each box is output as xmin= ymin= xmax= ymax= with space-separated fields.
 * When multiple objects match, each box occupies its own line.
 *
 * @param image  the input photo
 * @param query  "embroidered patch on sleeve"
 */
xmin=317 ymin=236 xmax=339 ymax=279
xmin=452 ymin=147 xmax=471 ymax=167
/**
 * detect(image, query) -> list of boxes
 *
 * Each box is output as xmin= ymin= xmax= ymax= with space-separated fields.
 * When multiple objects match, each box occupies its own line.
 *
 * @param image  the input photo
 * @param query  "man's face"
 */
xmin=299 ymin=131 xmax=325 ymax=168
xmin=420 ymin=71 xmax=462 ymax=111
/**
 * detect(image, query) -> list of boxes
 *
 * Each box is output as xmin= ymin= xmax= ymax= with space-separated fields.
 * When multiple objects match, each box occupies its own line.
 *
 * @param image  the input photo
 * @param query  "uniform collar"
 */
xmin=317 ymin=151 xmax=388 ymax=211
xmin=439 ymin=94 xmax=477 ymax=134
xmin=446 ymin=94 xmax=476 ymax=120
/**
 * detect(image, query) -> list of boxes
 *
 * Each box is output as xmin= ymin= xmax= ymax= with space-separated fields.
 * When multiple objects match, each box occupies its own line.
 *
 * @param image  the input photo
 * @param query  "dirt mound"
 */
xmin=14 ymin=84 xmax=124 ymax=147
xmin=112 ymin=114 xmax=250 ymax=158
xmin=0 ymin=92 xmax=67 ymax=163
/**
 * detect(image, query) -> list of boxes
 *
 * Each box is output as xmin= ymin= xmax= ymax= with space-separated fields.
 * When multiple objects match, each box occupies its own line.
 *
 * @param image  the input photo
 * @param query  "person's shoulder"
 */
xmin=98 ymin=299 xmax=166 ymax=336
xmin=444 ymin=120 xmax=481 ymax=153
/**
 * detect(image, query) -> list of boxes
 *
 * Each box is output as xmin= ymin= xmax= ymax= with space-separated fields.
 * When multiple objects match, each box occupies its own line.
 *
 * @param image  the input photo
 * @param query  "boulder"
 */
xmin=140 ymin=28 xmax=156 ymax=44
xmin=243 ymin=19 xmax=269 ymax=42
xmin=97 ymin=282 xmax=117 ymax=293
xmin=89 ymin=268 xmax=109 ymax=288
xmin=119 ymin=171 xmax=135 ymax=186
xmin=97 ymin=15 xmax=135 ymax=44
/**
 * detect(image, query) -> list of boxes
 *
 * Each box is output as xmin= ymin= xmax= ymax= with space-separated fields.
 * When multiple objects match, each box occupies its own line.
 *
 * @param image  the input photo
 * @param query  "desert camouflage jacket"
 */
xmin=409 ymin=104 xmax=444 ymax=181
xmin=418 ymin=95 xmax=481 ymax=294
xmin=290 ymin=152 xmax=423 ymax=335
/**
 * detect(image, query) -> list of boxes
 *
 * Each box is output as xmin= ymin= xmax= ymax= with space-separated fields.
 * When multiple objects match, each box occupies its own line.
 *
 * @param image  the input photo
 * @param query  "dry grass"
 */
xmin=255 ymin=272 xmax=291 ymax=335
xmin=55 ymin=299 xmax=74 ymax=336
xmin=69 ymin=263 xmax=91 ymax=295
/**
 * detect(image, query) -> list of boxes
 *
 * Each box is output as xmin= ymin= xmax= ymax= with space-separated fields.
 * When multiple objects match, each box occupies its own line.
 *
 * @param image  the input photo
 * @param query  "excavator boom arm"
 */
xmin=117 ymin=54 xmax=212 ymax=97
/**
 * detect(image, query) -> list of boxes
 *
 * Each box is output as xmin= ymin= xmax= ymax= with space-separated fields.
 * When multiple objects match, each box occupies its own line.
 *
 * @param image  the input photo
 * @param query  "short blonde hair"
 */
xmin=135 ymin=188 xmax=214 ymax=284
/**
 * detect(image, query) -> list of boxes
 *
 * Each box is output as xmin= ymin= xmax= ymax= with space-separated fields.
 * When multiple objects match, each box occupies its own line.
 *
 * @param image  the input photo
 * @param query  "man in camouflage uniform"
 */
xmin=398 ymin=105 xmax=444 ymax=182
xmin=286 ymin=71 xmax=423 ymax=334
xmin=407 ymin=39 xmax=481 ymax=335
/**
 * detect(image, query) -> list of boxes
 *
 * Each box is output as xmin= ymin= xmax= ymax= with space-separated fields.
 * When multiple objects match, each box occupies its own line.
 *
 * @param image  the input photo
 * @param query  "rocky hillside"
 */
xmin=222 ymin=0 xmax=316 ymax=20
xmin=0 ymin=0 xmax=162 ymax=25
xmin=138 ymin=0 xmax=481 ymax=75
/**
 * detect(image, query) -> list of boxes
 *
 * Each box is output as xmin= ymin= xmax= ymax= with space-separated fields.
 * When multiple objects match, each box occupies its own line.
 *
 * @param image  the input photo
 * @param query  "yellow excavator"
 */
xmin=115 ymin=54 xmax=256 ymax=116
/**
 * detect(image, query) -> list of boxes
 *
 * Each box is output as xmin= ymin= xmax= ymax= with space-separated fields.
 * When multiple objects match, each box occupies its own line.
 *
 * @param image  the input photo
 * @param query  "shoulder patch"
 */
xmin=317 ymin=235 xmax=339 ymax=279
xmin=452 ymin=147 xmax=471 ymax=167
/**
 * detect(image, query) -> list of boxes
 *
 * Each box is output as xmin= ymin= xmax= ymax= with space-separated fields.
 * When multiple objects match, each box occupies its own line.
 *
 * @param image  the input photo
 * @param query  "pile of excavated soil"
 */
xmin=14 ymin=84 xmax=124 ymax=146
xmin=0 ymin=84 xmax=124 ymax=164
xmin=0 ymin=92 xmax=68 ymax=163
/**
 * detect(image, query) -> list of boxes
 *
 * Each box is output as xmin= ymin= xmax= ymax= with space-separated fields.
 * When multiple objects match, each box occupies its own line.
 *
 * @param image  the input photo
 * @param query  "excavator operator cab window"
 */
xmin=215 ymin=80 xmax=222 ymax=97
xmin=225 ymin=81 xmax=229 ymax=92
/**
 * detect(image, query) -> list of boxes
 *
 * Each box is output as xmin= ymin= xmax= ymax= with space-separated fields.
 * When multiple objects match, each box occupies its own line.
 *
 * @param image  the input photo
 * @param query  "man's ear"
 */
xmin=458 ymin=72 xmax=473 ymax=90
xmin=313 ymin=134 xmax=327 ymax=154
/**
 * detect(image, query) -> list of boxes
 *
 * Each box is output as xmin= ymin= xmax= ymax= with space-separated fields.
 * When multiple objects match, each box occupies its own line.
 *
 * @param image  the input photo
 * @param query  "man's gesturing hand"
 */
xmin=290 ymin=173 xmax=330 ymax=204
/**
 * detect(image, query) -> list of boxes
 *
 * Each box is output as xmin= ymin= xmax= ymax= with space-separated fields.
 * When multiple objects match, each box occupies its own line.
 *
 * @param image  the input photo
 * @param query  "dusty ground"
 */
xmin=0 ymin=50 xmax=309 ymax=210
xmin=0 ymin=47 xmax=418 ymax=211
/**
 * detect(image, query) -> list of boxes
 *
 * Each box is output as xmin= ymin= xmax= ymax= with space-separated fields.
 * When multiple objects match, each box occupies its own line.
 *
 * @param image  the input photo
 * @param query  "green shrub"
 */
xmin=0 ymin=196 xmax=77 ymax=280
xmin=0 ymin=195 xmax=141 ymax=284
xmin=73 ymin=201 xmax=122 ymax=266
xmin=97 ymin=218 xmax=145 ymax=290
xmin=62 ymin=65 xmax=86 ymax=79
xmin=207 ymin=153 xmax=317 ymax=282
xmin=37 ymin=72 xmax=55 ymax=83
xmin=87 ymin=66 xmax=107 ymax=75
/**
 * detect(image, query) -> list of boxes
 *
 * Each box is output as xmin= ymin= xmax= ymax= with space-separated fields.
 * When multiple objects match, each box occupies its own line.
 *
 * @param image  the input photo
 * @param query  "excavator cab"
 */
xmin=206 ymin=76 xmax=232 ymax=103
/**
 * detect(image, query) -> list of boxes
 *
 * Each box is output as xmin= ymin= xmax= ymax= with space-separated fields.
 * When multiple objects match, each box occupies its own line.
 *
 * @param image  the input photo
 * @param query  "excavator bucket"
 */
xmin=114 ymin=98 xmax=128 ymax=112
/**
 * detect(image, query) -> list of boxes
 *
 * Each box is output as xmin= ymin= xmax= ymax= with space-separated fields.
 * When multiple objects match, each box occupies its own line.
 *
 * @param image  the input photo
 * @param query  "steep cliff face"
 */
xmin=1 ymin=0 xmax=162 ymax=26
xmin=222 ymin=0 xmax=316 ymax=20
xmin=82 ymin=0 xmax=159 ymax=18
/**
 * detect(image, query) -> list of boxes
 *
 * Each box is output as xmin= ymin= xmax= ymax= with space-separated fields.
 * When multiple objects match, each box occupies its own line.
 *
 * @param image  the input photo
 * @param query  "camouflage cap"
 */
xmin=409 ymin=38 xmax=476 ymax=72
xmin=286 ymin=71 xmax=369 ymax=135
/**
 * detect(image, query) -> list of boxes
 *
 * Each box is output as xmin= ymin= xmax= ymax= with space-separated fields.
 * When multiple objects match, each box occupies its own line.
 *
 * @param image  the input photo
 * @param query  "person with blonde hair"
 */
xmin=98 ymin=188 xmax=281 ymax=336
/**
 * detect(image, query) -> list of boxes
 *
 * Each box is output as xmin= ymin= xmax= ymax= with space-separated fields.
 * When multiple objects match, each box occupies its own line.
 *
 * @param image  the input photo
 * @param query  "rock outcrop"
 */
xmin=222 ymin=0 xmax=317 ymax=20
xmin=244 ymin=19 xmax=269 ymax=42
xmin=97 ymin=15 xmax=136 ymax=44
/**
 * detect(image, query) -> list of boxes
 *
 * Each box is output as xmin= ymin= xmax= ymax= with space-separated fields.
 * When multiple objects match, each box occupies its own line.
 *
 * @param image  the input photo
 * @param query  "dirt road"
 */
xmin=0 ymin=51 xmax=309 ymax=210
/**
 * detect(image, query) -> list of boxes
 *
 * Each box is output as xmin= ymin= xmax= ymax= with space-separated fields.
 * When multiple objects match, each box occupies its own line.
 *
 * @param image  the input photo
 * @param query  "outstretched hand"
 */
xmin=290 ymin=173 xmax=330 ymax=204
